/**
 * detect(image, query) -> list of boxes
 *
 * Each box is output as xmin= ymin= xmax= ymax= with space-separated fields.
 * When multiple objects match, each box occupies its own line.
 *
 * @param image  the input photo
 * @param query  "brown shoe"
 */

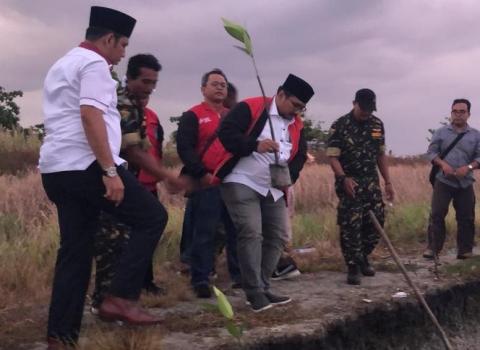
xmin=99 ymin=295 xmax=161 ymax=326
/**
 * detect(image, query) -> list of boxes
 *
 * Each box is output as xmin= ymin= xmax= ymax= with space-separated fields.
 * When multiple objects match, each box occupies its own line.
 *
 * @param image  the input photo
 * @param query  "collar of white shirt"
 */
xmin=269 ymin=96 xmax=296 ymax=126
xmin=270 ymin=96 xmax=280 ymax=117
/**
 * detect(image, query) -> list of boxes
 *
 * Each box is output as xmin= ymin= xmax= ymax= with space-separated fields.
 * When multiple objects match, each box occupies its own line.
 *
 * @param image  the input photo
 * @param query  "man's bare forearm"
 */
xmin=328 ymin=156 xmax=345 ymax=177
xmin=80 ymin=105 xmax=115 ymax=169
xmin=124 ymin=145 xmax=174 ymax=181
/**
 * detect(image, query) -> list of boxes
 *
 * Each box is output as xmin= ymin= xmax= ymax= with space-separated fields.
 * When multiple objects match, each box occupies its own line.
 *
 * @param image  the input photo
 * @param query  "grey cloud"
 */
xmin=5 ymin=0 xmax=480 ymax=155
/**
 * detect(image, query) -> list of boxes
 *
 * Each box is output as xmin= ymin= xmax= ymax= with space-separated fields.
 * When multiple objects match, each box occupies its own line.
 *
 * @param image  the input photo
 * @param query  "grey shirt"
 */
xmin=426 ymin=124 xmax=480 ymax=188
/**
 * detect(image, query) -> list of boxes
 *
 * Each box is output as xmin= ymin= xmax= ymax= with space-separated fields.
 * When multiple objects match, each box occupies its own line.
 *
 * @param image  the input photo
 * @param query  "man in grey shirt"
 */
xmin=425 ymin=98 xmax=480 ymax=259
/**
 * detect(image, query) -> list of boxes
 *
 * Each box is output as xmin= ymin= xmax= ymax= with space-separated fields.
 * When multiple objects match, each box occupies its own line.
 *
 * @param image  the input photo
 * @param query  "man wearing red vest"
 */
xmin=176 ymin=69 xmax=241 ymax=298
xmin=207 ymin=74 xmax=314 ymax=312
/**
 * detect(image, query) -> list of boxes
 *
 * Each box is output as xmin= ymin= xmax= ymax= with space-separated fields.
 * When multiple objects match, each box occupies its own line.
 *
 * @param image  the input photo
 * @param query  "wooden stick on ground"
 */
xmin=368 ymin=210 xmax=453 ymax=350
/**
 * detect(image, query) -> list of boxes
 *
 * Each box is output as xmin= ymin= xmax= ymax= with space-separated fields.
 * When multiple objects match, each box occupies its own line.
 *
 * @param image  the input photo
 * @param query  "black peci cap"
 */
xmin=354 ymin=88 xmax=376 ymax=112
xmin=89 ymin=6 xmax=136 ymax=38
xmin=281 ymin=74 xmax=314 ymax=104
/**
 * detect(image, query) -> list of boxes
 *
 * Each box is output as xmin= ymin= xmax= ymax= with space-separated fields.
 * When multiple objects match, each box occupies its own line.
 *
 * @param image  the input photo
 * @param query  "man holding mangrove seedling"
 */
xmin=39 ymin=6 xmax=169 ymax=348
xmin=204 ymin=74 xmax=314 ymax=312
xmin=424 ymin=98 xmax=480 ymax=260
xmin=327 ymin=88 xmax=395 ymax=285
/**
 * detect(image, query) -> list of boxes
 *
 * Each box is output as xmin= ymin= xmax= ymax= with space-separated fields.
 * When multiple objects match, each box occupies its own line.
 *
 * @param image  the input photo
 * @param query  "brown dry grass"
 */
xmin=294 ymin=162 xmax=447 ymax=210
xmin=2 ymin=159 xmax=478 ymax=348
xmin=0 ymin=131 xmax=40 ymax=175
xmin=1 ymin=162 xmax=473 ymax=310
xmin=0 ymin=171 xmax=57 ymax=308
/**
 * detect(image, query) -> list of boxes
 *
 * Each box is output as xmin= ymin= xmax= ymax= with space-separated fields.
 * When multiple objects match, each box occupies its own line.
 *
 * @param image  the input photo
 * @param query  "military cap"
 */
xmin=354 ymin=88 xmax=376 ymax=112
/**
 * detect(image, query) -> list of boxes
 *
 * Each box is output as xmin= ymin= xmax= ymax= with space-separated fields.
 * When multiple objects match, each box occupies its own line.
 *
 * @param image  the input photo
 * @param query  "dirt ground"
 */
xmin=2 ymin=246 xmax=477 ymax=350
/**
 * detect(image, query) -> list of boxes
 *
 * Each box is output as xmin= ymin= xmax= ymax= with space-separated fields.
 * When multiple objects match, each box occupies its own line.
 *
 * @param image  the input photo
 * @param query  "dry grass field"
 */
xmin=0 ymin=130 xmax=477 ymax=348
xmin=1 ymin=162 xmax=472 ymax=309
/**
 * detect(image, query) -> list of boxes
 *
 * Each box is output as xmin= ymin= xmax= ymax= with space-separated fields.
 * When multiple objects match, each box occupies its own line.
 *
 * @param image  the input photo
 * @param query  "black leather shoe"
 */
xmin=347 ymin=264 xmax=361 ymax=285
xmin=193 ymin=283 xmax=212 ymax=298
xmin=143 ymin=282 xmax=167 ymax=296
xmin=231 ymin=281 xmax=242 ymax=289
xmin=46 ymin=337 xmax=74 ymax=350
xmin=457 ymin=252 xmax=473 ymax=260
xmin=422 ymin=249 xmax=435 ymax=259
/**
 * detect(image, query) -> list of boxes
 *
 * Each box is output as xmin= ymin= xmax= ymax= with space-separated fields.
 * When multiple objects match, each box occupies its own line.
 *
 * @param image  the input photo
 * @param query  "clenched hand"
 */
xmin=103 ymin=176 xmax=124 ymax=206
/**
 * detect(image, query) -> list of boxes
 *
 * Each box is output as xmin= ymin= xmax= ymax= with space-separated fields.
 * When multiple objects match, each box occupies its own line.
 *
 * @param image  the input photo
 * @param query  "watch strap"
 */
xmin=102 ymin=166 xmax=118 ymax=177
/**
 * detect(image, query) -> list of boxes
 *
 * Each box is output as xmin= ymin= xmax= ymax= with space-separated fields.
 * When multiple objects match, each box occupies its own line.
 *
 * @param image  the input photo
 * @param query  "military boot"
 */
xmin=359 ymin=255 xmax=375 ymax=276
xmin=347 ymin=264 xmax=361 ymax=285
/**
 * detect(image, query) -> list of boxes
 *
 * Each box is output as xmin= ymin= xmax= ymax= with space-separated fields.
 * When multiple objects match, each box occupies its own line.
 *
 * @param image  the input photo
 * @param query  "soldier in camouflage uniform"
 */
xmin=326 ymin=88 xmax=395 ymax=285
xmin=91 ymin=54 xmax=184 ymax=311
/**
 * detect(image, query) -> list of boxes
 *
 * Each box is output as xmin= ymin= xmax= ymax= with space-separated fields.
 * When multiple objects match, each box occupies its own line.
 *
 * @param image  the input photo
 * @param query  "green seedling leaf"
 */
xmin=226 ymin=319 xmax=243 ymax=339
xmin=233 ymin=45 xmax=250 ymax=55
xmin=221 ymin=18 xmax=247 ymax=43
xmin=213 ymin=286 xmax=234 ymax=319
xmin=242 ymin=30 xmax=253 ymax=56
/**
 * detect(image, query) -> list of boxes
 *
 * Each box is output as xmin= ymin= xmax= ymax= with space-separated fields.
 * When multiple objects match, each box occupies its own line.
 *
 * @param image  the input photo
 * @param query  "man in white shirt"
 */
xmin=39 ymin=6 xmax=165 ymax=348
xmin=210 ymin=74 xmax=314 ymax=312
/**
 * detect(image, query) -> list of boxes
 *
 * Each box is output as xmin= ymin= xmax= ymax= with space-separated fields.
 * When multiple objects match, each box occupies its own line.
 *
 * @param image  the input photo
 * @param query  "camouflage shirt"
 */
xmin=326 ymin=111 xmax=385 ymax=179
xmin=117 ymin=86 xmax=151 ymax=151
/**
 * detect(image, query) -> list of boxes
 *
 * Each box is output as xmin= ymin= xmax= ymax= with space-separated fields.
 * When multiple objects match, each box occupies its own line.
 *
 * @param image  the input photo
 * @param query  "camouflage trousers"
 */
xmin=336 ymin=179 xmax=384 ymax=265
xmin=92 ymin=212 xmax=131 ymax=306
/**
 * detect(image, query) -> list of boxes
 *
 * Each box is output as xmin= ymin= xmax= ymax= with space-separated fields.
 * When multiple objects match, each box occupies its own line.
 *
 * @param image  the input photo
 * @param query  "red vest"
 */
xmin=189 ymin=102 xmax=227 ymax=156
xmin=137 ymin=107 xmax=162 ymax=192
xmin=202 ymin=96 xmax=303 ymax=178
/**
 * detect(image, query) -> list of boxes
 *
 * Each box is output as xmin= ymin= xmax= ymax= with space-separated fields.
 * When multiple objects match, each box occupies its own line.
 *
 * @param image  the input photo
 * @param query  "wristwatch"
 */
xmin=468 ymin=164 xmax=474 ymax=171
xmin=102 ymin=166 xmax=118 ymax=178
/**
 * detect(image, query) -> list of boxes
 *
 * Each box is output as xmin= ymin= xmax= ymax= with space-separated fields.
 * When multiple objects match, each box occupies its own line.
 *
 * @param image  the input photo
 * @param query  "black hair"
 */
xmin=126 ymin=54 xmax=162 ymax=80
xmin=85 ymin=26 xmax=123 ymax=41
xmin=452 ymin=98 xmax=471 ymax=112
xmin=201 ymin=68 xmax=227 ymax=87
xmin=227 ymin=82 xmax=237 ymax=97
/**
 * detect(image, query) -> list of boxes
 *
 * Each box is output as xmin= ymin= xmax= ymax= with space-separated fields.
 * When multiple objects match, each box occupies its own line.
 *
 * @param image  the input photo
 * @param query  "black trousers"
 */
xmin=42 ymin=162 xmax=168 ymax=343
xmin=428 ymin=180 xmax=475 ymax=255
xmin=92 ymin=191 xmax=159 ymax=307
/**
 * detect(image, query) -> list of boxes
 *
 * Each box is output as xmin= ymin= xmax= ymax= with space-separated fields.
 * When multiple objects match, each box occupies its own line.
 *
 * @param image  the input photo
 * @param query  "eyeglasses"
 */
xmin=289 ymin=98 xmax=307 ymax=113
xmin=209 ymin=82 xmax=227 ymax=89
xmin=452 ymin=109 xmax=468 ymax=115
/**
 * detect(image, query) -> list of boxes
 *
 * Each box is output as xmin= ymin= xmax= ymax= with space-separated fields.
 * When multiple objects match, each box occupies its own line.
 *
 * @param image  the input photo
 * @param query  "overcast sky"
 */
xmin=2 ymin=0 xmax=480 ymax=155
